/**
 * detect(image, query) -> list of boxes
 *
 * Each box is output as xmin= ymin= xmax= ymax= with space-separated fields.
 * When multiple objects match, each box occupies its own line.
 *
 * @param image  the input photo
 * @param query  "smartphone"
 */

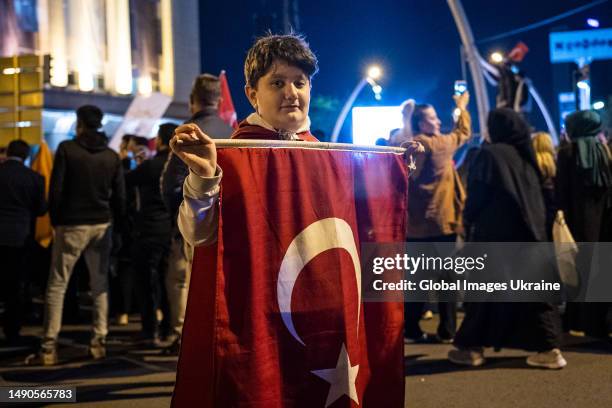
xmin=454 ymin=80 xmax=467 ymax=96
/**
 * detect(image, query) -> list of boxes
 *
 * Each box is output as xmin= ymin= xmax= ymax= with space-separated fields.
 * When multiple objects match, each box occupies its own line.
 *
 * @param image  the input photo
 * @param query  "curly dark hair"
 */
xmin=244 ymin=33 xmax=319 ymax=89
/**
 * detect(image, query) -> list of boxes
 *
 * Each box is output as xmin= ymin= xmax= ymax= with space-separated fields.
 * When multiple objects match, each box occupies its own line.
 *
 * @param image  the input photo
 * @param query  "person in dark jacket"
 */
xmin=556 ymin=110 xmax=612 ymax=338
xmin=159 ymin=74 xmax=233 ymax=354
xmin=448 ymin=108 xmax=566 ymax=369
xmin=0 ymin=140 xmax=46 ymax=344
xmin=112 ymin=134 xmax=140 ymax=326
xmin=161 ymin=74 xmax=233 ymax=219
xmin=127 ymin=123 xmax=178 ymax=344
xmin=30 ymin=105 xmax=126 ymax=366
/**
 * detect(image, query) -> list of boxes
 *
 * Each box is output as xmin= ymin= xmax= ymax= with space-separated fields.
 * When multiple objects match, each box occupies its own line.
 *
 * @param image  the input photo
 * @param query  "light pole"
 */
xmin=330 ymin=65 xmax=382 ymax=143
xmin=447 ymin=0 xmax=490 ymax=140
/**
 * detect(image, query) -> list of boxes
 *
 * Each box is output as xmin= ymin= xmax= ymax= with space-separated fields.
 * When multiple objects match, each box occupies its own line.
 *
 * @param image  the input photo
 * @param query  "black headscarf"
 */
xmin=487 ymin=108 xmax=540 ymax=177
xmin=565 ymin=110 xmax=611 ymax=188
xmin=470 ymin=108 xmax=546 ymax=241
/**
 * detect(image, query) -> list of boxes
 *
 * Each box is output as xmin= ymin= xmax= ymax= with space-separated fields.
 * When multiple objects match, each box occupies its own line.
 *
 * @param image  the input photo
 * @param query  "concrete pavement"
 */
xmin=1 ymin=314 xmax=611 ymax=407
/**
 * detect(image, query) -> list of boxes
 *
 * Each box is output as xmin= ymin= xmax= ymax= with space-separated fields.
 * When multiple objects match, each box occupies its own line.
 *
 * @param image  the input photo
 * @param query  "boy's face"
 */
xmin=245 ymin=60 xmax=310 ymax=132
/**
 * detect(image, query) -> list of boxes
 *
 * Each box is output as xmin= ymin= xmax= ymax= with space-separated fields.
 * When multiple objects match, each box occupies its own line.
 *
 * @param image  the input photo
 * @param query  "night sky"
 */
xmin=200 ymin=0 xmax=611 ymax=140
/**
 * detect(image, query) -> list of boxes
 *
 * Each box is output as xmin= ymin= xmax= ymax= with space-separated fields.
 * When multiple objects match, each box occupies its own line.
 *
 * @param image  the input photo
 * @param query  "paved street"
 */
xmin=1 ymin=314 xmax=611 ymax=407
xmin=407 ymin=317 xmax=612 ymax=408
xmin=0 ymin=321 xmax=176 ymax=408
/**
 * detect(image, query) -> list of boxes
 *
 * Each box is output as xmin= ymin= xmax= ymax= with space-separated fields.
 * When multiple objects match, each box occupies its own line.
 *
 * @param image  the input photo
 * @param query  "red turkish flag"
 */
xmin=172 ymin=144 xmax=407 ymax=407
xmin=218 ymin=70 xmax=238 ymax=129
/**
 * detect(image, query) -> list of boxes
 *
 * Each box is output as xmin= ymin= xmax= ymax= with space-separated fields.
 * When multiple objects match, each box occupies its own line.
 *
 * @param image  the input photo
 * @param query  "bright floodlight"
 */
xmin=593 ymin=101 xmax=605 ymax=110
xmin=352 ymin=106 xmax=403 ymax=145
xmin=490 ymin=52 xmax=504 ymax=64
xmin=367 ymin=65 xmax=382 ymax=80
xmin=587 ymin=18 xmax=600 ymax=28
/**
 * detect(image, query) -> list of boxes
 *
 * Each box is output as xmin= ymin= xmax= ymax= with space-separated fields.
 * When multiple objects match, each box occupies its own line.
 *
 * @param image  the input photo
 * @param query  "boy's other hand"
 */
xmin=170 ymin=124 xmax=217 ymax=178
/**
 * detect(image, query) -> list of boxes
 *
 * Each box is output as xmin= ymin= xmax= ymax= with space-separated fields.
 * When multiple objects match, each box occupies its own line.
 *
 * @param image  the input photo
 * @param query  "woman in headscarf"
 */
xmin=448 ymin=108 xmax=566 ymax=369
xmin=557 ymin=110 xmax=611 ymax=242
xmin=556 ymin=110 xmax=612 ymax=338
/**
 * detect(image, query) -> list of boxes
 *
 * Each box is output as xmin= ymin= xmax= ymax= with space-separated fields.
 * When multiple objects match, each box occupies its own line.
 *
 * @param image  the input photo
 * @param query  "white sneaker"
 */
xmin=526 ymin=348 xmax=567 ymax=369
xmin=448 ymin=347 xmax=485 ymax=367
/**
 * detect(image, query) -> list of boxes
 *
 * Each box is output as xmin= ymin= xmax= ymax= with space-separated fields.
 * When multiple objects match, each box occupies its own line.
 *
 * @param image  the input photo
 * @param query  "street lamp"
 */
xmin=330 ymin=65 xmax=383 ymax=143
xmin=489 ymin=51 xmax=504 ymax=64
xmin=587 ymin=18 xmax=600 ymax=28
xmin=368 ymin=65 xmax=382 ymax=80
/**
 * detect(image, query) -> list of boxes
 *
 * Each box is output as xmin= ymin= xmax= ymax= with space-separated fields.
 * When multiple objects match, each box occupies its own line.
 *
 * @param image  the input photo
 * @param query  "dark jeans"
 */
xmin=0 ymin=246 xmax=26 ymax=340
xmin=455 ymin=302 xmax=562 ymax=352
xmin=132 ymin=236 xmax=170 ymax=338
xmin=111 ymin=258 xmax=136 ymax=315
xmin=404 ymin=234 xmax=458 ymax=340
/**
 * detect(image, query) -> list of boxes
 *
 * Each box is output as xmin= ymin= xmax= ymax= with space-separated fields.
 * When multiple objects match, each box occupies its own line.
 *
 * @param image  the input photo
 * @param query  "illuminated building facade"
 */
xmin=1 ymin=0 xmax=201 ymax=149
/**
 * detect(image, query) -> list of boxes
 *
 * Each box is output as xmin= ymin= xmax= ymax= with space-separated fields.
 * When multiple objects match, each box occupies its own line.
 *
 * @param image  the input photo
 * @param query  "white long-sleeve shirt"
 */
xmin=177 ymin=166 xmax=222 ymax=247
xmin=176 ymin=113 xmax=316 ymax=247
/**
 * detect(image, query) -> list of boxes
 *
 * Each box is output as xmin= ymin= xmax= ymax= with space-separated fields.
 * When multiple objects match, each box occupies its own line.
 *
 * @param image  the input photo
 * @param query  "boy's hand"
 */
xmin=401 ymin=140 xmax=425 ymax=173
xmin=170 ymin=124 xmax=217 ymax=178
xmin=453 ymin=91 xmax=470 ymax=110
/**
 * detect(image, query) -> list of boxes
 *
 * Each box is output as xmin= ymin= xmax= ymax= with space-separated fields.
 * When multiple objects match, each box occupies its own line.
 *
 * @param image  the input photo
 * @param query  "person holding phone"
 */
xmin=404 ymin=90 xmax=471 ymax=343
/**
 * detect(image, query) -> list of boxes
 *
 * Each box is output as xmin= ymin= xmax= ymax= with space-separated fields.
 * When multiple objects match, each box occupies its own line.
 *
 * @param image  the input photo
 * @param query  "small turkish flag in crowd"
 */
xmin=508 ymin=41 xmax=529 ymax=63
xmin=172 ymin=144 xmax=407 ymax=407
xmin=218 ymin=70 xmax=238 ymax=129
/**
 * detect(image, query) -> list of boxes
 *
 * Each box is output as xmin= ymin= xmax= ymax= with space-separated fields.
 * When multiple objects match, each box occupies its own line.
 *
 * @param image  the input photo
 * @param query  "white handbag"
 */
xmin=552 ymin=210 xmax=579 ymax=287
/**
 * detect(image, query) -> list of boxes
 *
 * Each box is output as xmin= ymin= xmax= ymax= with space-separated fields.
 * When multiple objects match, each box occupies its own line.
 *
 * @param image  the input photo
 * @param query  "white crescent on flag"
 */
xmin=277 ymin=217 xmax=361 ymax=346
xmin=276 ymin=217 xmax=362 ymax=406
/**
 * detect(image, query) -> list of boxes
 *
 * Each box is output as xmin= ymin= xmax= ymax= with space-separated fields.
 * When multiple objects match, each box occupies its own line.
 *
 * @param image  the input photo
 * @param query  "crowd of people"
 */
xmin=1 ymin=32 xmax=611 ymax=374
xmin=0 ymin=72 xmax=233 ymax=365
xmin=398 ymin=99 xmax=612 ymax=369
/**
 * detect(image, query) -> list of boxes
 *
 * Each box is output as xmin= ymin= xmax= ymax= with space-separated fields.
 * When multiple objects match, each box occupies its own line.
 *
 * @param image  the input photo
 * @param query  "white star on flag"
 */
xmin=311 ymin=343 xmax=360 ymax=407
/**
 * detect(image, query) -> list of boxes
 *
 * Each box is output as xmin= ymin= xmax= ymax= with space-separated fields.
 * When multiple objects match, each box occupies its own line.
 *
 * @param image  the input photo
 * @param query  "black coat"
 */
xmin=556 ymin=142 xmax=612 ymax=337
xmin=556 ymin=142 xmax=612 ymax=242
xmin=49 ymin=131 xmax=126 ymax=226
xmin=126 ymin=149 xmax=171 ymax=237
xmin=464 ymin=144 xmax=547 ymax=242
xmin=0 ymin=159 xmax=46 ymax=247
xmin=455 ymin=109 xmax=561 ymax=352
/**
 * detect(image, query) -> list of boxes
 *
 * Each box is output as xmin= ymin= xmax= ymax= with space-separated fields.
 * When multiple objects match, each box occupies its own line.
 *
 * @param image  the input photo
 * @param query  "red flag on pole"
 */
xmin=508 ymin=41 xmax=529 ymax=63
xmin=218 ymin=70 xmax=238 ymax=129
xmin=172 ymin=143 xmax=407 ymax=407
